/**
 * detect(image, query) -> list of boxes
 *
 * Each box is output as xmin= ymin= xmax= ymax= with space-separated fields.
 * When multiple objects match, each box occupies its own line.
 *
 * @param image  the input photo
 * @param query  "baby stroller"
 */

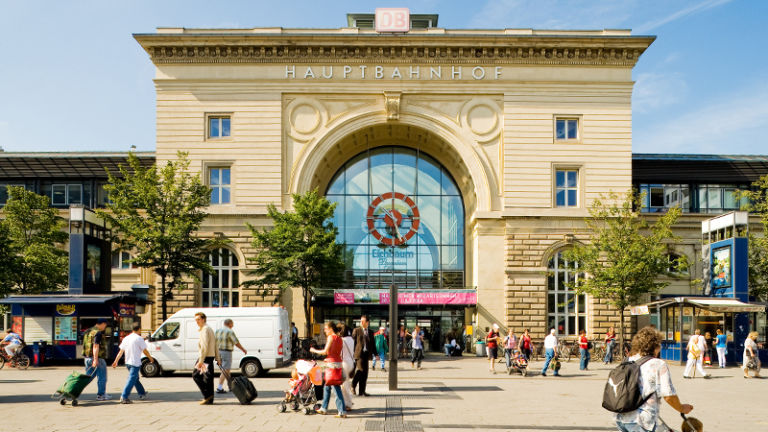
xmin=507 ymin=351 xmax=529 ymax=376
xmin=277 ymin=359 xmax=322 ymax=415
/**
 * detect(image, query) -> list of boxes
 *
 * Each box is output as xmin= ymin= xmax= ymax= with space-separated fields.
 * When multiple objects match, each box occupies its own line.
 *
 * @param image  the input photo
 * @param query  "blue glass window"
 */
xmin=555 ymin=169 xmax=578 ymax=208
xmin=202 ymin=248 xmax=240 ymax=307
xmin=325 ymin=147 xmax=465 ymax=289
xmin=556 ymin=118 xmax=578 ymax=140
xmin=209 ymin=168 xmax=231 ymax=204
xmin=209 ymin=116 xmax=231 ymax=138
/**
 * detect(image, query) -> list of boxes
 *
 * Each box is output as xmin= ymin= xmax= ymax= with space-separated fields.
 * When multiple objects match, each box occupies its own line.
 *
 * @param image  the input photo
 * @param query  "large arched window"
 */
xmin=547 ymin=250 xmax=586 ymax=336
xmin=201 ymin=248 xmax=240 ymax=307
xmin=325 ymin=146 xmax=464 ymax=289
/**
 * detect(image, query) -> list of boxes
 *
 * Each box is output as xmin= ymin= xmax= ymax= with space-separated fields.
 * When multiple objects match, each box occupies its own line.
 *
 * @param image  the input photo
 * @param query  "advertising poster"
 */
xmin=711 ymin=246 xmax=732 ymax=288
xmin=54 ymin=316 xmax=78 ymax=341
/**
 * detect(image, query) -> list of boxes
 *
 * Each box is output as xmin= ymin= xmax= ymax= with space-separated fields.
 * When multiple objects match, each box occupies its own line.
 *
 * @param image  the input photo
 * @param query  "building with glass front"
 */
xmin=2 ymin=13 xmax=767 ymax=346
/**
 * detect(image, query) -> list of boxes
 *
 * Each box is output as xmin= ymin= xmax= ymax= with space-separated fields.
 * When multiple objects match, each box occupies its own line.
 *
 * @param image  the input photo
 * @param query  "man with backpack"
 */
xmin=605 ymin=326 xmax=693 ymax=431
xmin=683 ymin=329 xmax=709 ymax=379
xmin=83 ymin=318 xmax=111 ymax=401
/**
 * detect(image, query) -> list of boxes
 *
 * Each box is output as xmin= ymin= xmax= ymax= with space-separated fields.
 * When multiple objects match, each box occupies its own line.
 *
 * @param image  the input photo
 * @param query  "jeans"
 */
xmin=505 ymin=349 xmax=514 ymax=369
xmin=84 ymin=357 xmax=107 ymax=396
xmin=604 ymin=340 xmax=615 ymax=363
xmin=615 ymin=420 xmax=656 ymax=432
xmin=580 ymin=347 xmax=590 ymax=370
xmin=411 ymin=348 xmax=423 ymax=367
xmin=444 ymin=344 xmax=457 ymax=356
xmin=321 ymin=384 xmax=346 ymax=415
xmin=121 ymin=365 xmax=146 ymax=399
xmin=372 ymin=350 xmax=387 ymax=369
xmin=541 ymin=348 xmax=558 ymax=375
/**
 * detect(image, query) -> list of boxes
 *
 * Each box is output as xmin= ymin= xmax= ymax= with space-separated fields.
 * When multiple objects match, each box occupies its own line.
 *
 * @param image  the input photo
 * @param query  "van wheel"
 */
xmin=241 ymin=359 xmax=263 ymax=378
xmin=141 ymin=360 xmax=162 ymax=378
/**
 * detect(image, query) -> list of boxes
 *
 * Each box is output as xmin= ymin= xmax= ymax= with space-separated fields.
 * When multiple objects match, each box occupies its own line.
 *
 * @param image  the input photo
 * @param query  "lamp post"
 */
xmin=388 ymin=283 xmax=398 ymax=390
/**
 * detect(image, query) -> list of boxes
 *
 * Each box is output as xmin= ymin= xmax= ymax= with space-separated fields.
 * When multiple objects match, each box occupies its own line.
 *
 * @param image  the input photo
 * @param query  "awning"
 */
xmin=642 ymin=296 xmax=765 ymax=313
xmin=0 ymin=294 xmax=125 ymax=305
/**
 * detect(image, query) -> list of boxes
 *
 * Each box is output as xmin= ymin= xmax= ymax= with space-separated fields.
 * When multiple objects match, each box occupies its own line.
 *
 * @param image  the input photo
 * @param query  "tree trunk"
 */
xmin=303 ymin=287 xmax=312 ymax=338
xmin=619 ymin=308 xmax=626 ymax=360
xmin=161 ymin=274 xmax=167 ymax=322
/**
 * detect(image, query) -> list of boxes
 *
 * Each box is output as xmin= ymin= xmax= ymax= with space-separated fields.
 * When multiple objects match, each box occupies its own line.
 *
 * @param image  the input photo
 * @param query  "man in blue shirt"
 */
xmin=2 ymin=329 xmax=22 ymax=357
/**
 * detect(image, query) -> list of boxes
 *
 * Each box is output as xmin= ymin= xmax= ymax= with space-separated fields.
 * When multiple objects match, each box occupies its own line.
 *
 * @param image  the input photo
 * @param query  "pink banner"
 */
xmin=334 ymin=292 xmax=355 ymax=305
xmin=379 ymin=291 xmax=476 ymax=305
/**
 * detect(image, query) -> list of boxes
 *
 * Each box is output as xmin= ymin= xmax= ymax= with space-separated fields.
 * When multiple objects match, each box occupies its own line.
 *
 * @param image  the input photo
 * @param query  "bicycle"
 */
xmin=557 ymin=340 xmax=579 ymax=362
xmin=0 ymin=343 xmax=30 ymax=370
xmin=591 ymin=339 xmax=607 ymax=360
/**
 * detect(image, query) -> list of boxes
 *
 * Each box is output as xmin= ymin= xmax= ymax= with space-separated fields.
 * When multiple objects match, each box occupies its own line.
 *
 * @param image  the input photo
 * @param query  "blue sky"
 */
xmin=1 ymin=0 xmax=765 ymax=155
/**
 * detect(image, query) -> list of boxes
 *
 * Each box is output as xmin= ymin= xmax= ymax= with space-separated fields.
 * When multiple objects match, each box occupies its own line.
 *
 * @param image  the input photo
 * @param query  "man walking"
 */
xmin=112 ymin=322 xmax=154 ymax=404
xmin=352 ymin=315 xmax=374 ymax=396
xmin=193 ymin=312 xmax=221 ymax=404
xmin=83 ymin=318 xmax=111 ymax=400
xmin=372 ymin=326 xmax=388 ymax=372
xmin=215 ymin=319 xmax=247 ymax=393
xmin=541 ymin=328 xmax=559 ymax=377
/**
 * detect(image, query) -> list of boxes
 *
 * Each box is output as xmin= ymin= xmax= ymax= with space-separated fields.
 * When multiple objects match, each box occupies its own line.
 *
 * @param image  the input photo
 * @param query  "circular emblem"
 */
xmin=366 ymin=192 xmax=420 ymax=246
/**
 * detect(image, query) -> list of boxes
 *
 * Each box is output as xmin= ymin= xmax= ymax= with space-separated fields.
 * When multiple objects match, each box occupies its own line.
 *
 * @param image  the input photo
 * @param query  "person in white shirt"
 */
xmin=112 ymin=322 xmax=155 ymax=404
xmin=615 ymin=326 xmax=694 ymax=431
xmin=338 ymin=323 xmax=355 ymax=411
xmin=541 ymin=328 xmax=559 ymax=377
xmin=683 ymin=329 xmax=709 ymax=379
xmin=742 ymin=331 xmax=762 ymax=378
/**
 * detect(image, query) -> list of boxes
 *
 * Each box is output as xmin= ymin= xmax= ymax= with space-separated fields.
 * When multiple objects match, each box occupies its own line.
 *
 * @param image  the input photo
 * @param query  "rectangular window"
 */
xmin=209 ymin=167 xmax=231 ymax=205
xmin=50 ymin=184 xmax=83 ymax=206
xmin=208 ymin=116 xmax=231 ymax=139
xmin=555 ymin=169 xmax=578 ymax=207
xmin=555 ymin=118 xmax=579 ymax=140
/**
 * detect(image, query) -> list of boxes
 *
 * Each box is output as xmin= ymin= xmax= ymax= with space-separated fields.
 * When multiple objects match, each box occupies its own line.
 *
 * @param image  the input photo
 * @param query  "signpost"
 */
xmin=388 ymin=282 xmax=398 ymax=390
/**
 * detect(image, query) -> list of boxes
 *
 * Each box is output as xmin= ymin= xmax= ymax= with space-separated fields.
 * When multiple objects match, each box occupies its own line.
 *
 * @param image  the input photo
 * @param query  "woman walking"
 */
xmin=503 ymin=329 xmax=518 ymax=370
xmin=310 ymin=321 xmax=347 ymax=418
xmin=337 ymin=323 xmax=355 ymax=412
xmin=743 ymin=331 xmax=761 ymax=378
xmin=486 ymin=323 xmax=501 ymax=374
xmin=603 ymin=326 xmax=616 ymax=364
xmin=518 ymin=328 xmax=533 ymax=361
xmin=578 ymin=329 xmax=590 ymax=371
xmin=715 ymin=328 xmax=727 ymax=368
xmin=407 ymin=325 xmax=424 ymax=369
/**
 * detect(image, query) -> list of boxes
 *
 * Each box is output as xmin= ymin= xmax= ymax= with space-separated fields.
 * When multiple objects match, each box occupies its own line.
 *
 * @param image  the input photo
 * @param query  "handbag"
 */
xmin=324 ymin=363 xmax=343 ymax=386
xmin=587 ymin=341 xmax=593 ymax=350
xmin=746 ymin=355 xmax=758 ymax=370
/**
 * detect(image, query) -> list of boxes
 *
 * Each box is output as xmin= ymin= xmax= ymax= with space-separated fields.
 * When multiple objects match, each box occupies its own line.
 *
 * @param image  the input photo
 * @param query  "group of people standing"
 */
xmin=684 ymin=328 xmax=762 ymax=379
xmin=484 ymin=324 xmax=534 ymax=373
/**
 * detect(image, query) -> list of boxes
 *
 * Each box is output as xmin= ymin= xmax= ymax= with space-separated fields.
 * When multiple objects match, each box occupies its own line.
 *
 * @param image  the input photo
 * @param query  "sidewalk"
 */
xmin=0 ymin=353 xmax=765 ymax=431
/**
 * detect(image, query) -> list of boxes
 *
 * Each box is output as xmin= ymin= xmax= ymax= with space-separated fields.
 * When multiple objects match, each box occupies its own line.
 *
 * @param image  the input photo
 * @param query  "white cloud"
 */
xmin=634 ymin=0 xmax=734 ymax=33
xmin=633 ymin=72 xmax=688 ymax=113
xmin=634 ymin=84 xmax=768 ymax=154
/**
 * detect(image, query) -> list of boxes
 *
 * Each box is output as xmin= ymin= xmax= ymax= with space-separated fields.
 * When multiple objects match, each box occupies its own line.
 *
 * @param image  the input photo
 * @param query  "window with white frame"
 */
xmin=208 ymin=115 xmax=231 ymax=139
xmin=202 ymin=248 xmax=240 ymax=307
xmin=111 ymin=250 xmax=134 ymax=269
xmin=51 ymin=184 xmax=83 ymax=206
xmin=555 ymin=169 xmax=579 ymax=207
xmin=209 ymin=167 xmax=231 ymax=204
xmin=547 ymin=250 xmax=586 ymax=336
xmin=555 ymin=118 xmax=578 ymax=140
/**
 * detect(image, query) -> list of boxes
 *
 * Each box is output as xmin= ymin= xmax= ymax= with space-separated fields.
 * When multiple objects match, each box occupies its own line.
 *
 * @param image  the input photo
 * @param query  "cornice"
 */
xmin=134 ymin=35 xmax=654 ymax=67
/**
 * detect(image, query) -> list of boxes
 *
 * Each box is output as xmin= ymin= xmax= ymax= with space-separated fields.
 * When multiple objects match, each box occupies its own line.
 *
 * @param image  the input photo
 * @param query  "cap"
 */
xmin=492 ymin=323 xmax=500 ymax=330
xmin=96 ymin=318 xmax=109 ymax=324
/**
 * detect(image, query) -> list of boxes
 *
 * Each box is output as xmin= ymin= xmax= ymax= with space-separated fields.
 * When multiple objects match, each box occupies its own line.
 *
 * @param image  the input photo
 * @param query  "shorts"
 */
xmin=487 ymin=346 xmax=498 ymax=359
xmin=220 ymin=350 xmax=233 ymax=370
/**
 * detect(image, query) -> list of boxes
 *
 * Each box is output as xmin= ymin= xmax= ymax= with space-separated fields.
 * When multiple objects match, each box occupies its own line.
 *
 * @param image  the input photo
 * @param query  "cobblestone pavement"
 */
xmin=1 ymin=354 xmax=766 ymax=432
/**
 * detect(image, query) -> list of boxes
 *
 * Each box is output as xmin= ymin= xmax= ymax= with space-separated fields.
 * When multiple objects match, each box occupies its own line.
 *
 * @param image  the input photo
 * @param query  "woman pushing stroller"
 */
xmin=309 ymin=321 xmax=347 ymax=418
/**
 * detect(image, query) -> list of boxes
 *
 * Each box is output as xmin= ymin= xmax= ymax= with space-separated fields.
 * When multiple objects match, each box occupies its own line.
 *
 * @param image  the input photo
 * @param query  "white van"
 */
xmin=140 ymin=307 xmax=292 ymax=378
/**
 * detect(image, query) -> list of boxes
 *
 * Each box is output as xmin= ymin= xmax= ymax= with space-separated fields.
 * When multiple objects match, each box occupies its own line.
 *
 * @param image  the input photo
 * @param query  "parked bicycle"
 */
xmin=0 ymin=342 xmax=30 ymax=370
xmin=557 ymin=340 xmax=579 ymax=362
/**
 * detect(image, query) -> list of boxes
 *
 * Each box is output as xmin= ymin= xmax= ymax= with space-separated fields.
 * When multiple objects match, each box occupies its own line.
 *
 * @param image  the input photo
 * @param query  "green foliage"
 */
xmin=0 ymin=186 xmax=68 ymax=295
xmin=245 ymin=189 xmax=344 ymax=335
xmin=564 ymin=190 xmax=685 ymax=351
xmin=740 ymin=174 xmax=768 ymax=301
xmin=96 ymin=152 xmax=221 ymax=321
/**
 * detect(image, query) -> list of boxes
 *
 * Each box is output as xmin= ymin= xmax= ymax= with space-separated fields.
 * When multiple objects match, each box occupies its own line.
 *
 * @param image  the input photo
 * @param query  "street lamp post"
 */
xmin=388 ymin=282 xmax=398 ymax=390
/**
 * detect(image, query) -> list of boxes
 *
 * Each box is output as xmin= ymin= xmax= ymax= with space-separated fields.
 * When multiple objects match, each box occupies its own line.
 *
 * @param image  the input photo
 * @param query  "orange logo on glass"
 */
xmin=366 ymin=192 xmax=420 ymax=246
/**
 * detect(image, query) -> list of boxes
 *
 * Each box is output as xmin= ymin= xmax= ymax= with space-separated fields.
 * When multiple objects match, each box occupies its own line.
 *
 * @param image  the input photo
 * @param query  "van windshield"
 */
xmin=152 ymin=322 xmax=180 ymax=341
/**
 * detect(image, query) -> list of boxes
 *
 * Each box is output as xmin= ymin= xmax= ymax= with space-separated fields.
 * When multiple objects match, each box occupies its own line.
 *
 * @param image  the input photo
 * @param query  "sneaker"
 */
xmin=119 ymin=397 xmax=132 ymax=404
xmin=96 ymin=394 xmax=113 ymax=401
xmin=381 ymin=368 xmax=386 ymax=372
xmin=216 ymin=388 xmax=226 ymax=394
xmin=315 ymin=408 xmax=327 ymax=415
xmin=334 ymin=414 xmax=347 ymax=418
xmin=138 ymin=393 xmax=148 ymax=401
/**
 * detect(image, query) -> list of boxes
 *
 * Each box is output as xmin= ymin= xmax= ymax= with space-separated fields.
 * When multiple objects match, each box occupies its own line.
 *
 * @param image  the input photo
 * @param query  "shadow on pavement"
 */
xmin=425 ymin=424 xmax=615 ymax=430
xmin=0 ymin=390 xmax=286 ymax=404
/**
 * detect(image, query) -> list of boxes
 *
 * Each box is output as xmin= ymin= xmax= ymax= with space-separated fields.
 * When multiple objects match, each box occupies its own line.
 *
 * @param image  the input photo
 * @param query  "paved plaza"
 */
xmin=1 ymin=353 xmax=766 ymax=432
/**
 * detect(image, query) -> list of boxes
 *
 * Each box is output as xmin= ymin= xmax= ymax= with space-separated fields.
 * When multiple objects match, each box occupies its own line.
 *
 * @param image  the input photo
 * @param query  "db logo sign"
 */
xmin=375 ymin=8 xmax=410 ymax=33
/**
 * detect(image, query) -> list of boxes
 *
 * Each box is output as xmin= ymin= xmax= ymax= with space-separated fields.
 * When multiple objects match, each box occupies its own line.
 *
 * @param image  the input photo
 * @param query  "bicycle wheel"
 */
xmin=15 ymin=354 xmax=30 ymax=370
xmin=0 ymin=356 xmax=4 ymax=369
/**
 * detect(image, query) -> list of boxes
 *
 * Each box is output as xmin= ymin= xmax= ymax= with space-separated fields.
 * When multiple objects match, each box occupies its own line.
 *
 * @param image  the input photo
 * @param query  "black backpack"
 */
xmin=602 ymin=356 xmax=653 ymax=413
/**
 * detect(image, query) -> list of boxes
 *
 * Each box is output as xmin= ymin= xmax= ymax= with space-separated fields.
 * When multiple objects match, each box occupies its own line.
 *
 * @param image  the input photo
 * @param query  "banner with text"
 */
xmin=333 ymin=289 xmax=476 ymax=305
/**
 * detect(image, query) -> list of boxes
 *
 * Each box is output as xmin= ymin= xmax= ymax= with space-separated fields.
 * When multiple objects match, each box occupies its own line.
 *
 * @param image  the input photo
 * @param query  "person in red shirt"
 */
xmin=518 ymin=328 xmax=533 ymax=361
xmin=603 ymin=326 xmax=616 ymax=364
xmin=486 ymin=323 xmax=501 ymax=374
xmin=578 ymin=329 xmax=590 ymax=371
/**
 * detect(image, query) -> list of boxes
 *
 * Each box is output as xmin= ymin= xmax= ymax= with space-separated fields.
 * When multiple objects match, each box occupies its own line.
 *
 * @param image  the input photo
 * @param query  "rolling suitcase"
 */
xmin=221 ymin=368 xmax=257 ymax=405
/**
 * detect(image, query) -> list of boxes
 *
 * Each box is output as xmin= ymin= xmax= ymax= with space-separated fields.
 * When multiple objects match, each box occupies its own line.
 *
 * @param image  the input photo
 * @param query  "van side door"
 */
xmin=148 ymin=321 xmax=183 ymax=371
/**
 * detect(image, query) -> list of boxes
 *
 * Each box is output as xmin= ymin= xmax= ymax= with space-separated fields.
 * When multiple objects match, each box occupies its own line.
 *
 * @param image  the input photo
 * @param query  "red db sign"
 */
xmin=375 ymin=8 xmax=410 ymax=32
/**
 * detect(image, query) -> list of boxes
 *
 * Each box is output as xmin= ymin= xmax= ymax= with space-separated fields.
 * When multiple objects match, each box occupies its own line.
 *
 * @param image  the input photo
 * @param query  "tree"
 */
xmin=0 ymin=186 xmax=68 ymax=295
xmin=740 ymin=174 xmax=768 ymax=301
xmin=245 ymin=189 xmax=345 ymax=337
xmin=96 ymin=152 xmax=220 ymax=322
xmin=564 ymin=191 xmax=686 ymax=356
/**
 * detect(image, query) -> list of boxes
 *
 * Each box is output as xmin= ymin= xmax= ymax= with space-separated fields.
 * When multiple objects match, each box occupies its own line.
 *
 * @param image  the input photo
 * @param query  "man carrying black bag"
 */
xmin=193 ymin=312 xmax=220 ymax=405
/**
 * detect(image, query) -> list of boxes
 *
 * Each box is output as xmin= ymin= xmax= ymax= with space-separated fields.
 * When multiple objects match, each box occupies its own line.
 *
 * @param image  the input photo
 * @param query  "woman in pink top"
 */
xmin=310 ymin=321 xmax=346 ymax=418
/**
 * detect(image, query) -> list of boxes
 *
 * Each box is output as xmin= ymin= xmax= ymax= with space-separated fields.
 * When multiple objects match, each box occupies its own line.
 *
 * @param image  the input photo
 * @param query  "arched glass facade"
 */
xmin=202 ymin=248 xmax=240 ymax=307
xmin=326 ymin=146 xmax=464 ymax=290
xmin=547 ymin=250 xmax=586 ymax=336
